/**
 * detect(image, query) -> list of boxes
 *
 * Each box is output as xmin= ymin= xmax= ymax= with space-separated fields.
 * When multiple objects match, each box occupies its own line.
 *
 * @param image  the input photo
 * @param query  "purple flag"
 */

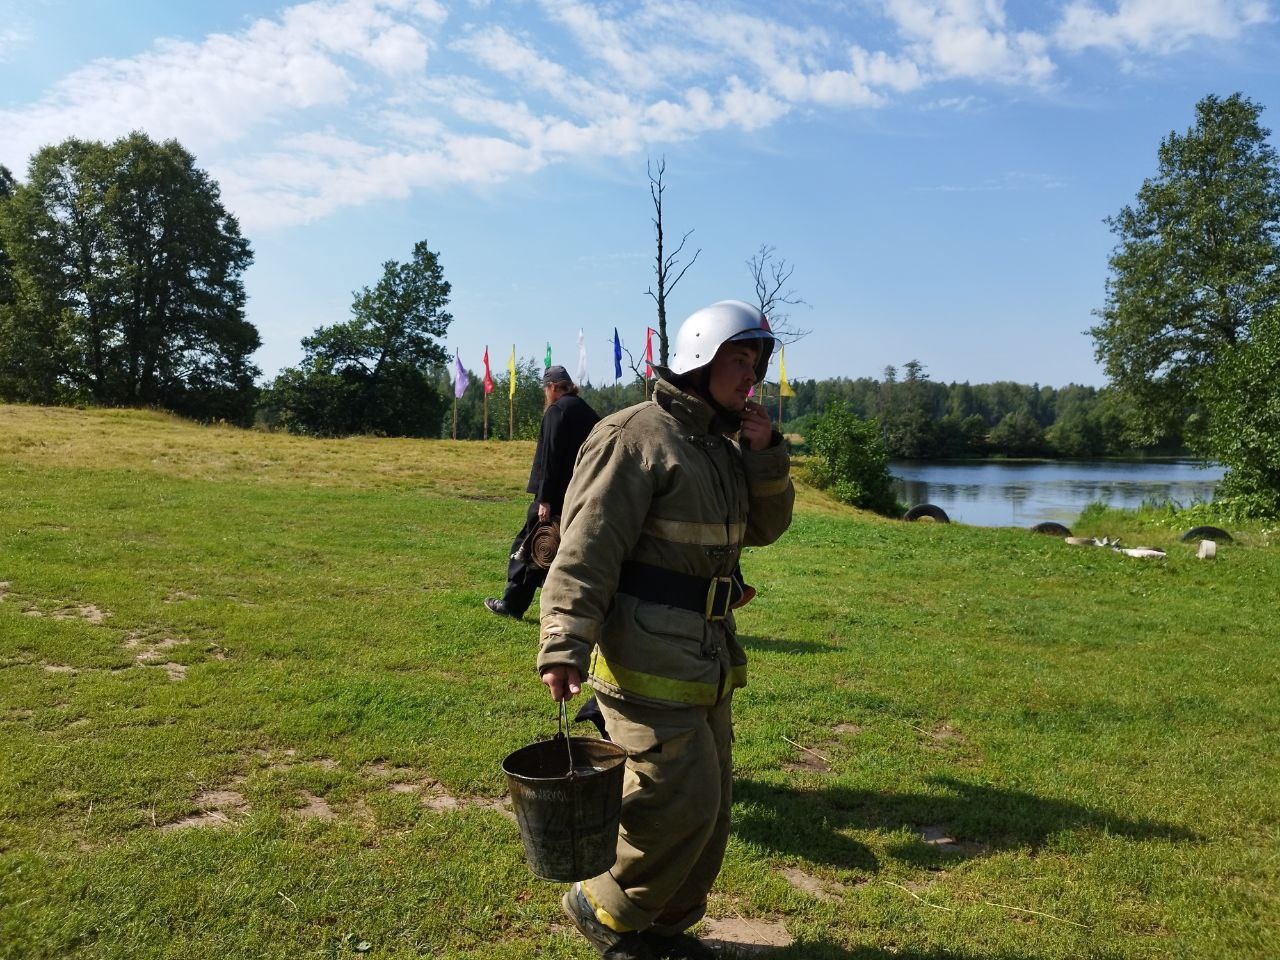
xmin=454 ymin=350 xmax=469 ymax=398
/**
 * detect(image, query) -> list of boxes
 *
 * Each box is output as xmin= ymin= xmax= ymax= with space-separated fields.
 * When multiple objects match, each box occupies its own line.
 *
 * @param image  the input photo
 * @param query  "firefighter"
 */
xmin=537 ymin=301 xmax=794 ymax=960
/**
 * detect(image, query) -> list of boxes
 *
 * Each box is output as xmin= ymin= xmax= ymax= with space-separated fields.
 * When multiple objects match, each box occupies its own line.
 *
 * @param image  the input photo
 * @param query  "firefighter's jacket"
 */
xmin=537 ymin=376 xmax=794 ymax=709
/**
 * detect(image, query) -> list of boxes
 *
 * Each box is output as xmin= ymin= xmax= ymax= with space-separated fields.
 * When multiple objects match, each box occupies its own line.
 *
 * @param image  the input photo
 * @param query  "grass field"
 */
xmin=1 ymin=404 xmax=1276 ymax=960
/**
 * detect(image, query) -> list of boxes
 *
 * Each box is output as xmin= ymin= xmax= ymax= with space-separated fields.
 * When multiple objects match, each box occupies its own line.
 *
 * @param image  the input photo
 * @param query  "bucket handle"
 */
xmin=558 ymin=699 xmax=576 ymax=779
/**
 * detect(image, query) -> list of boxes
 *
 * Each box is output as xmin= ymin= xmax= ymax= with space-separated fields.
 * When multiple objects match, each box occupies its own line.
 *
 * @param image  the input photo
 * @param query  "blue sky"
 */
xmin=3 ymin=1 xmax=1278 ymax=389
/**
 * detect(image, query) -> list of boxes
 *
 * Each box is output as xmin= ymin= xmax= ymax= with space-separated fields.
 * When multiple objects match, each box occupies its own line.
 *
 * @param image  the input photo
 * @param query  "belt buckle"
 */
xmin=705 ymin=576 xmax=733 ymax=621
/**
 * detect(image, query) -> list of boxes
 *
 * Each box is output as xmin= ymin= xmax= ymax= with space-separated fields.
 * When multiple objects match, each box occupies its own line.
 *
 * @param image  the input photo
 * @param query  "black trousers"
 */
xmin=502 ymin=500 xmax=549 ymax=617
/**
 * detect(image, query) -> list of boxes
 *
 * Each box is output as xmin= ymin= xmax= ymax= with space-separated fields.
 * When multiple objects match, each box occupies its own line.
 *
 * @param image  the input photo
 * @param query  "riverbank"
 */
xmin=890 ymin=457 xmax=1225 ymax=528
xmin=1 ymin=404 xmax=1275 ymax=959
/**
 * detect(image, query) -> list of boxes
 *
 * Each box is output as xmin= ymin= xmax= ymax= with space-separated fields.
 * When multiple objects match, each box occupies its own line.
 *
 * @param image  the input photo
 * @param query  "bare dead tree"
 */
xmin=644 ymin=156 xmax=700 ymax=367
xmin=748 ymin=243 xmax=811 ymax=344
xmin=619 ymin=343 xmax=649 ymax=384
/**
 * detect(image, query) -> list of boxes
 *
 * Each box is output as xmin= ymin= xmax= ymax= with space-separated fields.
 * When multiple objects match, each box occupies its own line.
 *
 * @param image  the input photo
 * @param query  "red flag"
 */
xmin=483 ymin=346 xmax=494 ymax=395
xmin=645 ymin=327 xmax=656 ymax=379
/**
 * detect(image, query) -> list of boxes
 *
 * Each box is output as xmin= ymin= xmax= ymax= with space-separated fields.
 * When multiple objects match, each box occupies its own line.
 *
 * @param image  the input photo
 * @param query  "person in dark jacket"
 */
xmin=485 ymin=365 xmax=600 ymax=620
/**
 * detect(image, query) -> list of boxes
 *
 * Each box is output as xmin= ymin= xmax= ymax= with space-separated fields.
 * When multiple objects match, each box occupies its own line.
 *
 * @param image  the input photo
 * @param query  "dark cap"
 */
xmin=543 ymin=365 xmax=572 ymax=387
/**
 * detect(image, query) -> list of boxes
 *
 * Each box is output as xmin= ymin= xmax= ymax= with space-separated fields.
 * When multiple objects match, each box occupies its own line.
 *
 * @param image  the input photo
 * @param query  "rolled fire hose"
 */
xmin=526 ymin=519 xmax=561 ymax=570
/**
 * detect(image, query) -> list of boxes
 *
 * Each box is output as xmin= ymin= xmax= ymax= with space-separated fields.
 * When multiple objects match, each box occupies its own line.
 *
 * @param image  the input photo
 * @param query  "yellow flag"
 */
xmin=779 ymin=345 xmax=796 ymax=397
xmin=508 ymin=345 xmax=517 ymax=399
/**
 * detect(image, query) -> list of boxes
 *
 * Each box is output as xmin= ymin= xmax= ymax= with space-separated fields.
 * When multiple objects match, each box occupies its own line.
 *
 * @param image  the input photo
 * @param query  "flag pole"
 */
xmin=452 ymin=396 xmax=458 ymax=440
xmin=483 ymin=392 xmax=489 ymax=440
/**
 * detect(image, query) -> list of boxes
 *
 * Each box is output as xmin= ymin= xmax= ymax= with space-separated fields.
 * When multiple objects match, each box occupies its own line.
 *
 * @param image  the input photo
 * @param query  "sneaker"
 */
xmin=641 ymin=930 xmax=719 ymax=959
xmin=560 ymin=884 xmax=657 ymax=959
xmin=484 ymin=597 xmax=521 ymax=619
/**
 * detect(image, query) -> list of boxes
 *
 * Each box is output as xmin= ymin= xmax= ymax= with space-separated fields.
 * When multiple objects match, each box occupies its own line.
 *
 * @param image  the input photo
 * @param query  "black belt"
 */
xmin=617 ymin=561 xmax=741 ymax=621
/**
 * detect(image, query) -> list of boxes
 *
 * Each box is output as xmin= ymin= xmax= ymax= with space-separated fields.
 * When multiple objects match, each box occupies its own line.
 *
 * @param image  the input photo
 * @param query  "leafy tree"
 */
xmin=0 ymin=165 xmax=14 ymax=305
xmin=1090 ymin=93 xmax=1280 ymax=453
xmin=0 ymin=133 xmax=258 ymax=421
xmin=988 ymin=409 xmax=1045 ymax=457
xmin=1200 ymin=305 xmax=1280 ymax=516
xmin=805 ymin=400 xmax=900 ymax=515
xmin=268 ymin=241 xmax=452 ymax=437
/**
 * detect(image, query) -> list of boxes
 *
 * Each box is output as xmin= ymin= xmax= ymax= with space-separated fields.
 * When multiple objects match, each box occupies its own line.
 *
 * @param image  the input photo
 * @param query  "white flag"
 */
xmin=577 ymin=328 xmax=588 ymax=385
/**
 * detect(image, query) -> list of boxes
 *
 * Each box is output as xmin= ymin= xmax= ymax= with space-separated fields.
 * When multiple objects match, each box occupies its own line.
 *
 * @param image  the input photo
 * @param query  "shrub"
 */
xmin=804 ymin=401 xmax=901 ymax=516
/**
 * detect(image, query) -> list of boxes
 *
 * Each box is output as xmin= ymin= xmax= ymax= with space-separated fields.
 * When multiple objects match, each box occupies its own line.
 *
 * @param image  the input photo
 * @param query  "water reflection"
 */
xmin=890 ymin=460 xmax=1224 ymax=528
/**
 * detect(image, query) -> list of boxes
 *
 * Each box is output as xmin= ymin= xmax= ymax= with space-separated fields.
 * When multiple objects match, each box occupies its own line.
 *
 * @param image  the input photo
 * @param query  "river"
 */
xmin=889 ymin=459 xmax=1225 ymax=528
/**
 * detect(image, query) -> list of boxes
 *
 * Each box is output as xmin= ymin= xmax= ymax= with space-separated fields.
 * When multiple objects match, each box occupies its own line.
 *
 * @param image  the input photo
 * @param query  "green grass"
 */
xmin=1 ymin=404 xmax=1277 ymax=959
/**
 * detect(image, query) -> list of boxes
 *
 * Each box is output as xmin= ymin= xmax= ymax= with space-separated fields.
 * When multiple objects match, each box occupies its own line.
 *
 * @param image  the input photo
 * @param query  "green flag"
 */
xmin=544 ymin=342 xmax=552 ymax=370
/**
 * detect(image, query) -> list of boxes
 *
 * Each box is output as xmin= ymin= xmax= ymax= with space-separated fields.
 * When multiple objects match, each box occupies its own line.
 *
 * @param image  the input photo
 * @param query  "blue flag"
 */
xmin=613 ymin=327 xmax=622 ymax=381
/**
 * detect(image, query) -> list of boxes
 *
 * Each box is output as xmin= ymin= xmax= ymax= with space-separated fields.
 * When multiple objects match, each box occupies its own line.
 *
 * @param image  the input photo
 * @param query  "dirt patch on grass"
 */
xmin=782 ymin=750 xmax=831 ymax=774
xmin=778 ymin=866 xmax=852 ymax=901
xmin=51 ymin=603 xmax=110 ymax=624
xmin=364 ymin=761 xmax=515 ymax=820
xmin=294 ymin=790 xmax=336 ymax=820
xmin=42 ymin=663 xmax=80 ymax=674
xmin=262 ymin=753 xmax=338 ymax=775
xmin=0 ymin=581 xmax=8 ymax=601
xmin=161 ymin=787 xmax=247 ymax=831
xmin=164 ymin=590 xmax=199 ymax=603
xmin=924 ymin=724 xmax=964 ymax=750
xmin=420 ymin=780 xmax=516 ymax=821
xmin=123 ymin=633 xmax=193 ymax=680
xmin=832 ymin=723 xmax=863 ymax=735
xmin=125 ymin=633 xmax=188 ymax=656
xmin=701 ymin=916 xmax=792 ymax=953
xmin=918 ymin=824 xmax=989 ymax=857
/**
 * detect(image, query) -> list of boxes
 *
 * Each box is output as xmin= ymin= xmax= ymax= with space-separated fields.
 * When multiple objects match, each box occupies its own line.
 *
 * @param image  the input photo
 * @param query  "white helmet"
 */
xmin=668 ymin=299 xmax=777 ymax=381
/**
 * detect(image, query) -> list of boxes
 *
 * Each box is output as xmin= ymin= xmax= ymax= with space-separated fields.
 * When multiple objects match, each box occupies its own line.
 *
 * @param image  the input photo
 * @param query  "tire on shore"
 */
xmin=1030 ymin=521 xmax=1072 ymax=536
xmin=903 ymin=503 xmax=950 ymax=523
xmin=1179 ymin=525 xmax=1233 ymax=543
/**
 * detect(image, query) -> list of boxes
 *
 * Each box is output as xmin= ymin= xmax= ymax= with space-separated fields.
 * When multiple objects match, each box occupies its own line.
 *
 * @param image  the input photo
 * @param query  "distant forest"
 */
xmin=438 ymin=358 xmax=1185 ymax=461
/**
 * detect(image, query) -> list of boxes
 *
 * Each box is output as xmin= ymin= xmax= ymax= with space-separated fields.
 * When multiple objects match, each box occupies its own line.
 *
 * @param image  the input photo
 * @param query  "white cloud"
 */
xmin=1054 ymin=0 xmax=1272 ymax=53
xmin=0 ymin=25 xmax=31 ymax=61
xmin=884 ymin=0 xmax=1055 ymax=85
xmin=3 ymin=0 xmax=1260 ymax=231
xmin=538 ymin=0 xmax=708 ymax=91
xmin=0 ymin=0 xmax=442 ymax=168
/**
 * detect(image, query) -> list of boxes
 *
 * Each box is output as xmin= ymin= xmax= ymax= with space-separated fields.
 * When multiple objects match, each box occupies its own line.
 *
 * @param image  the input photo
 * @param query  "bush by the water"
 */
xmin=804 ymin=400 xmax=901 ymax=515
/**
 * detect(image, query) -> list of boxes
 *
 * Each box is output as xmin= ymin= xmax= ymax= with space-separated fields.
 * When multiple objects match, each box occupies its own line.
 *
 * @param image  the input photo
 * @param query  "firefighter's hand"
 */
xmin=541 ymin=666 xmax=581 ymax=701
xmin=740 ymin=401 xmax=772 ymax=450
xmin=537 ymin=502 xmax=551 ymax=522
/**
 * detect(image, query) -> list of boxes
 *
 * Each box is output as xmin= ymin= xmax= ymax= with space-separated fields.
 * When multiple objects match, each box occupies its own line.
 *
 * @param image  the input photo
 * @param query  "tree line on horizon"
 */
xmin=435 ymin=358 xmax=1163 ymax=461
xmin=2 ymin=90 xmax=1278 ymax=516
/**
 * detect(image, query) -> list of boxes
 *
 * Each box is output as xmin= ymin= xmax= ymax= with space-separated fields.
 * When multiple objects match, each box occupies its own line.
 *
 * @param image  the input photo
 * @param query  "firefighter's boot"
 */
xmin=560 ymin=884 xmax=658 ymax=959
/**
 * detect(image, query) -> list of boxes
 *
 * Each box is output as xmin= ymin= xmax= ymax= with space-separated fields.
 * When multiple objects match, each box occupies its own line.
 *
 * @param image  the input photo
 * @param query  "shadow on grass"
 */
xmin=733 ymin=775 xmax=1198 ymax=870
xmin=739 ymin=633 xmax=841 ymax=655
xmin=751 ymin=945 xmax=1050 ymax=960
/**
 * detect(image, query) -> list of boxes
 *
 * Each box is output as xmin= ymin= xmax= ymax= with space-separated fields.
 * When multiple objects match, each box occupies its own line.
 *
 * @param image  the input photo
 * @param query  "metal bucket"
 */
xmin=502 ymin=707 xmax=627 ymax=882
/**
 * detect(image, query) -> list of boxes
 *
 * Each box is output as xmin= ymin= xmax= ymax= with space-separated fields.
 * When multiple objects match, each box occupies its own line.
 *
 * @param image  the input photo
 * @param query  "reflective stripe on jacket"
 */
xmin=537 ymin=377 xmax=794 ymax=708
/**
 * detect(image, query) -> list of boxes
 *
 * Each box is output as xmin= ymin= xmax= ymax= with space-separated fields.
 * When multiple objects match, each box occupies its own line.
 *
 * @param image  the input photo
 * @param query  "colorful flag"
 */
xmin=453 ymin=350 xmax=468 ymax=398
xmin=544 ymin=342 xmax=552 ymax=371
xmin=613 ymin=328 xmax=622 ymax=380
xmin=508 ymin=345 xmax=517 ymax=399
xmin=644 ymin=327 xmax=655 ymax=379
xmin=779 ymin=345 xmax=795 ymax=397
xmin=577 ymin=329 xmax=587 ymax=385
xmin=483 ymin=346 xmax=494 ymax=395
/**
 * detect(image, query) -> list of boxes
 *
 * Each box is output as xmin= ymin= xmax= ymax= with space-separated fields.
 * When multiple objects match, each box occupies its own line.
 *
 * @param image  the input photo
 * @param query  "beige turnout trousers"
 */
xmin=582 ymin=691 xmax=734 ymax=934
